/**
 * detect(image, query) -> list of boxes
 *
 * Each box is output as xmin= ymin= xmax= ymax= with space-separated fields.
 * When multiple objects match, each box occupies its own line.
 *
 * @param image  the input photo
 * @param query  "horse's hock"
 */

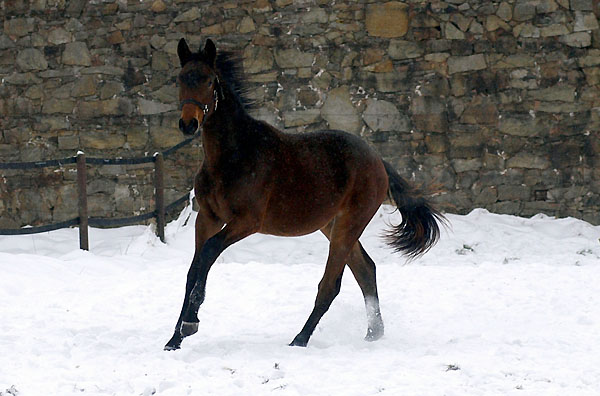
xmin=1 ymin=0 xmax=599 ymax=228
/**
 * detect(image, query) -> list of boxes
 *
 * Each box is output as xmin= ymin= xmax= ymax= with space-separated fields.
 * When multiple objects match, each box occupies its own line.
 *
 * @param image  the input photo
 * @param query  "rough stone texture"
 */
xmin=320 ymin=86 xmax=361 ymax=134
xmin=366 ymin=2 xmax=409 ymax=38
xmin=62 ymin=42 xmax=91 ymax=66
xmin=362 ymin=99 xmax=408 ymax=132
xmin=0 ymin=0 xmax=599 ymax=228
xmin=448 ymin=54 xmax=488 ymax=74
xmin=16 ymin=48 xmax=47 ymax=71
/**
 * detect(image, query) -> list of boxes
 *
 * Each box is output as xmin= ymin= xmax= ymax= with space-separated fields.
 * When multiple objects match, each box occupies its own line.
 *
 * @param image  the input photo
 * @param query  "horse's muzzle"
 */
xmin=179 ymin=118 xmax=199 ymax=135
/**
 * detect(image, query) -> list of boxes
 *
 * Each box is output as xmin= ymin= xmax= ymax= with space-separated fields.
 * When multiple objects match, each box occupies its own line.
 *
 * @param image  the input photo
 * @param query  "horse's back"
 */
xmin=260 ymin=129 xmax=388 ymax=236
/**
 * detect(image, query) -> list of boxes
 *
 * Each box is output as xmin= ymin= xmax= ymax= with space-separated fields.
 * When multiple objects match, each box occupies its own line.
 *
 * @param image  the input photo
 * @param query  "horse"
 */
xmin=164 ymin=38 xmax=446 ymax=350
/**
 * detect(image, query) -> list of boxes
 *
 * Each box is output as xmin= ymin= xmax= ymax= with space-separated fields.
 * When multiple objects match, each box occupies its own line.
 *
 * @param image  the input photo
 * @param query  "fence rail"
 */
xmin=0 ymin=135 xmax=199 ymax=249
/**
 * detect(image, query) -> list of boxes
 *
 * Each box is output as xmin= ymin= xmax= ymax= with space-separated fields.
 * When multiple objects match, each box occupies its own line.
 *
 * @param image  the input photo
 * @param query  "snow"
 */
xmin=1 ymin=205 xmax=600 ymax=396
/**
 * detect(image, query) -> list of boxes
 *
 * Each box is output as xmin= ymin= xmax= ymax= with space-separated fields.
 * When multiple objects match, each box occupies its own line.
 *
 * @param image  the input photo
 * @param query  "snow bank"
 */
xmin=1 ymin=207 xmax=599 ymax=395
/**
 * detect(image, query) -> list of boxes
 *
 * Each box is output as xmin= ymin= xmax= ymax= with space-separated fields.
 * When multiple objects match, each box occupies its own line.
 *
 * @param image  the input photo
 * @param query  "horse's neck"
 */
xmin=200 ymin=98 xmax=252 ymax=165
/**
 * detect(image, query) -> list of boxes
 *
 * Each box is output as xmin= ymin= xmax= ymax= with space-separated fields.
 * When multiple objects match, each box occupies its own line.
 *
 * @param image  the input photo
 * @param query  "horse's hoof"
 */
xmin=289 ymin=335 xmax=308 ymax=347
xmin=164 ymin=334 xmax=182 ymax=351
xmin=181 ymin=321 xmax=199 ymax=337
xmin=164 ymin=343 xmax=180 ymax=351
xmin=365 ymin=326 xmax=384 ymax=342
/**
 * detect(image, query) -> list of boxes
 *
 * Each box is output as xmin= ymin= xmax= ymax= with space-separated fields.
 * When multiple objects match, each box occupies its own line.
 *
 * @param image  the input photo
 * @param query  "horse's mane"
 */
xmin=215 ymin=51 xmax=256 ymax=111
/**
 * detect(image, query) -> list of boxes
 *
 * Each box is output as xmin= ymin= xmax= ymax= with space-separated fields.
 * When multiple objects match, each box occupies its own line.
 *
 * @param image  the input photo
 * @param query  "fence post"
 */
xmin=154 ymin=152 xmax=165 ymax=243
xmin=76 ymin=151 xmax=89 ymax=250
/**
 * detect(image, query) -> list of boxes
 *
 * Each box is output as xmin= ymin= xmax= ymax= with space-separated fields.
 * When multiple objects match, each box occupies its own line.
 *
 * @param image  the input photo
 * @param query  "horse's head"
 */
xmin=177 ymin=38 xmax=219 ymax=135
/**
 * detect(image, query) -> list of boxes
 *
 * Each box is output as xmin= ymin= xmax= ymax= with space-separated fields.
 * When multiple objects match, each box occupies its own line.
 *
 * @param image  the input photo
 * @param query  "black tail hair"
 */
xmin=383 ymin=161 xmax=446 ymax=259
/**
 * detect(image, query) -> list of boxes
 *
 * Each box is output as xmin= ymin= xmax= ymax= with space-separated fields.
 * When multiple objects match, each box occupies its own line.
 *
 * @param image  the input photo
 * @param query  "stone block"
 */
xmin=513 ymin=2 xmax=536 ymax=21
xmin=243 ymin=46 xmax=274 ymax=73
xmin=490 ymin=201 xmax=522 ymax=214
xmin=411 ymin=96 xmax=448 ymax=132
xmin=570 ymin=0 xmax=594 ymax=11
xmin=499 ymin=115 xmax=544 ymax=137
xmin=460 ymin=96 xmax=498 ymax=125
xmin=16 ymin=48 xmax=48 ymax=71
xmin=126 ymin=127 xmax=148 ymax=149
xmin=498 ymin=185 xmax=531 ymax=201
xmin=445 ymin=22 xmax=465 ymax=40
xmin=451 ymin=158 xmax=482 ymax=173
xmin=537 ymin=0 xmax=559 ymax=13
xmin=100 ymin=81 xmax=124 ymax=100
xmin=583 ymin=67 xmax=600 ymax=85
xmin=388 ymin=40 xmax=424 ymax=60
xmin=253 ymin=0 xmax=272 ymax=13
xmin=578 ymin=49 xmax=600 ymax=67
xmin=151 ymin=51 xmax=170 ymax=71
xmin=283 ymin=109 xmax=321 ymax=127
xmin=540 ymin=24 xmax=569 ymax=37
xmin=320 ymin=86 xmax=361 ymax=134
xmin=493 ymin=54 xmax=536 ymax=68
xmin=528 ymin=85 xmax=576 ymax=102
xmin=4 ymin=18 xmax=34 ymax=37
xmin=448 ymin=54 xmax=487 ymax=74
xmin=81 ymin=131 xmax=126 ymax=150
xmin=474 ymin=186 xmax=498 ymax=205
xmin=238 ymin=16 xmax=256 ymax=33
xmin=365 ymin=2 xmax=409 ymax=38
xmin=424 ymin=134 xmax=449 ymax=153
xmin=362 ymin=99 xmax=409 ymax=132
xmin=71 ymin=75 xmax=97 ymax=97
xmin=373 ymin=72 xmax=406 ymax=93
xmin=108 ymin=30 xmax=125 ymax=45
xmin=151 ymin=0 xmax=167 ymax=12
xmin=574 ymin=12 xmax=599 ymax=32
xmin=486 ymin=16 xmax=511 ymax=32
xmin=48 ymin=28 xmax=72 ymax=45
xmin=174 ymin=7 xmax=200 ymax=22
xmin=57 ymin=135 xmax=79 ymax=150
xmin=274 ymin=48 xmax=314 ymax=69
xmin=496 ymin=2 xmax=512 ymax=21
xmin=559 ymin=32 xmax=592 ymax=47
xmin=77 ymin=99 xmax=132 ymax=118
xmin=507 ymin=153 xmax=551 ymax=169
xmin=138 ymin=99 xmax=175 ymax=115
xmin=42 ymin=99 xmax=75 ymax=114
xmin=302 ymin=8 xmax=329 ymax=24
xmin=62 ymin=42 xmax=91 ymax=66
xmin=150 ymin=126 xmax=183 ymax=148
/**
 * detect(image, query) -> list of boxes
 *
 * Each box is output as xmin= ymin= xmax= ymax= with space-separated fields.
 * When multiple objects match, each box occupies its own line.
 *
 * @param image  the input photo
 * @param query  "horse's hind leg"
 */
xmin=289 ymin=232 xmax=351 ymax=347
xmin=348 ymin=243 xmax=384 ymax=341
xmin=320 ymin=223 xmax=384 ymax=341
xmin=290 ymin=207 xmax=379 ymax=347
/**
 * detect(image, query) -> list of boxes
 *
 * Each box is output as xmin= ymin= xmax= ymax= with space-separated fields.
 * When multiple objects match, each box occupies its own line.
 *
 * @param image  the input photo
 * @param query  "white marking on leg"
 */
xmin=365 ymin=296 xmax=381 ymax=323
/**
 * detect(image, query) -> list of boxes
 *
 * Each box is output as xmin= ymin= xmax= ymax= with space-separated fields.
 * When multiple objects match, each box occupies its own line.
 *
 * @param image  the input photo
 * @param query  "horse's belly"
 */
xmin=260 ymin=193 xmax=342 ymax=237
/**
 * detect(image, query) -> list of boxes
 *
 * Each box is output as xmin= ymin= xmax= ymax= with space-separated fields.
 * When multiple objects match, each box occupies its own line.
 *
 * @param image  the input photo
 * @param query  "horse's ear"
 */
xmin=177 ymin=38 xmax=192 ymax=67
xmin=203 ymin=39 xmax=216 ymax=67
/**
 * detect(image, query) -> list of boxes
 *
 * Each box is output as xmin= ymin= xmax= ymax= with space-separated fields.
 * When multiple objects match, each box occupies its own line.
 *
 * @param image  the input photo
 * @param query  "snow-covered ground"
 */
xmin=1 ymin=204 xmax=600 ymax=396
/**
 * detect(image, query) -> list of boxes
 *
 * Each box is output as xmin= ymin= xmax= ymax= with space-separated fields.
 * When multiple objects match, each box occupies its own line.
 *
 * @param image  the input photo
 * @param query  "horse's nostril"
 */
xmin=189 ymin=118 xmax=199 ymax=134
xmin=179 ymin=118 xmax=199 ymax=135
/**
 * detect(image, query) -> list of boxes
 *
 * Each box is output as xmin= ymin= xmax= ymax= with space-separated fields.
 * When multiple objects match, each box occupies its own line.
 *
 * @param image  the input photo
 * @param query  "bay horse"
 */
xmin=164 ymin=38 xmax=445 ymax=350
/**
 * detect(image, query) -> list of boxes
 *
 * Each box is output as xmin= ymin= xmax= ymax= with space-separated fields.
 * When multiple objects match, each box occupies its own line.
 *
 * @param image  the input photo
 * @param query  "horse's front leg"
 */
xmin=164 ymin=212 xmax=222 ymax=351
xmin=164 ymin=220 xmax=256 ymax=350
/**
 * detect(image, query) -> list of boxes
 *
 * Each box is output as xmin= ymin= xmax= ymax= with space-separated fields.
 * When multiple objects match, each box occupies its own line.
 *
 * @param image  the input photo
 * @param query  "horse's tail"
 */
xmin=383 ymin=161 xmax=446 ymax=259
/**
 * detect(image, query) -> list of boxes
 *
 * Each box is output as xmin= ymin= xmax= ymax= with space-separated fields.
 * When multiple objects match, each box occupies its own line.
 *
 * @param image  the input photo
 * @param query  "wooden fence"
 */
xmin=0 ymin=137 xmax=198 ymax=250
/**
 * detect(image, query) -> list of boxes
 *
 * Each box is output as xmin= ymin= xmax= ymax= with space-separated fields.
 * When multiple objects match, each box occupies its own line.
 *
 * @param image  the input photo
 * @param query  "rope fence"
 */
xmin=0 ymin=135 xmax=200 ymax=250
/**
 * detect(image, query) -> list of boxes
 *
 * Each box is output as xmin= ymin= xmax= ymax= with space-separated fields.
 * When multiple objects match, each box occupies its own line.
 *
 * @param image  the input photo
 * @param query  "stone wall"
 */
xmin=1 ymin=0 xmax=599 ymax=228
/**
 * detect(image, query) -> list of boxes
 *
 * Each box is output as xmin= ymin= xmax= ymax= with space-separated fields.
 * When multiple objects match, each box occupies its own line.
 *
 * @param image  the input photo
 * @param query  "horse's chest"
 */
xmin=195 ymin=166 xmax=263 ymax=220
